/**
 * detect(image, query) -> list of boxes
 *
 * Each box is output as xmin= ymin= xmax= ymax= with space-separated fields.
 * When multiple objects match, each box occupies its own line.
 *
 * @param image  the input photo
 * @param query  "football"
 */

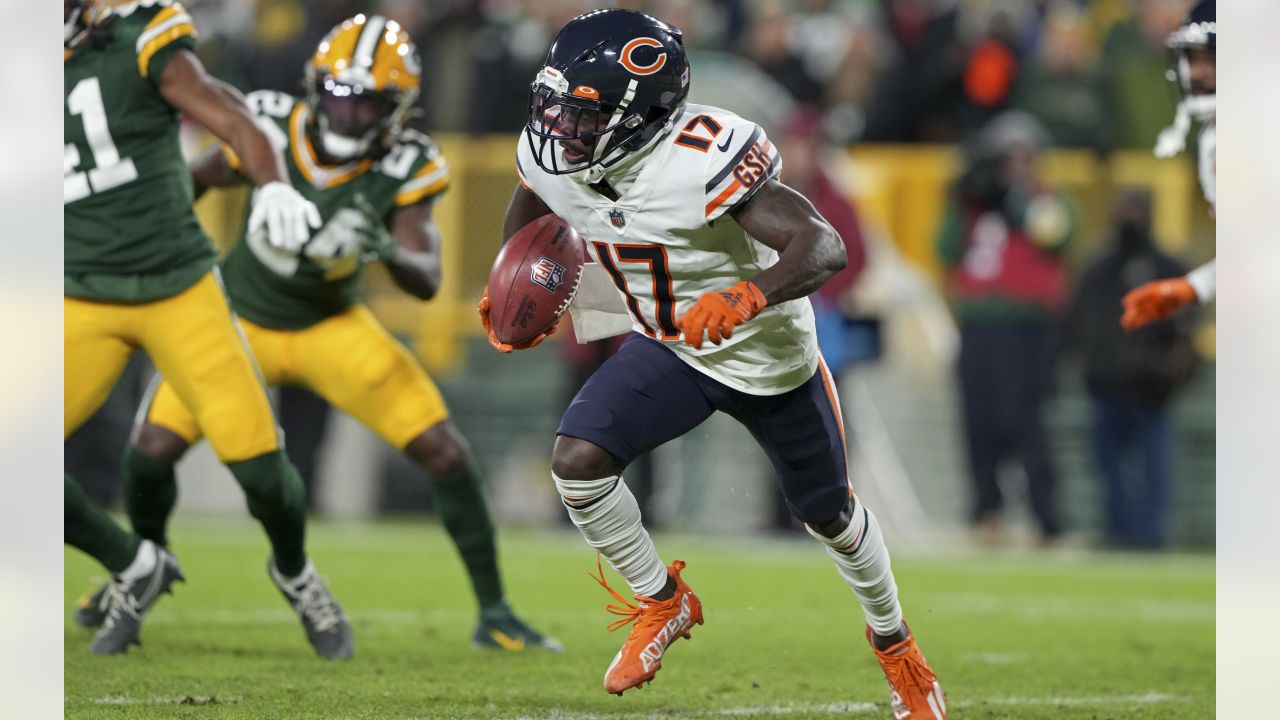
xmin=486 ymin=214 xmax=585 ymax=346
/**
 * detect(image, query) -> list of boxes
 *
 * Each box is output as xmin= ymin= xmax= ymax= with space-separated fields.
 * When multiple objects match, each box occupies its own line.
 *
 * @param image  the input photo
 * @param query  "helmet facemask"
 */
xmin=305 ymin=68 xmax=416 ymax=164
xmin=1154 ymin=4 xmax=1215 ymax=158
xmin=1167 ymin=48 xmax=1216 ymax=122
xmin=525 ymin=72 xmax=653 ymax=176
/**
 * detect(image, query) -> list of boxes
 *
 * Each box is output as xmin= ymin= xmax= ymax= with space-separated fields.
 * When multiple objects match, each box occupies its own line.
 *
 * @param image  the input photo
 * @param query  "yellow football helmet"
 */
xmin=305 ymin=14 xmax=422 ymax=162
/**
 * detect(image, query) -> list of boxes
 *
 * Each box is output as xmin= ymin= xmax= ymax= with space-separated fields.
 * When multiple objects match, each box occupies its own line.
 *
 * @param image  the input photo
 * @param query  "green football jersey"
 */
xmin=219 ymin=91 xmax=449 ymax=330
xmin=64 ymin=0 xmax=215 ymax=302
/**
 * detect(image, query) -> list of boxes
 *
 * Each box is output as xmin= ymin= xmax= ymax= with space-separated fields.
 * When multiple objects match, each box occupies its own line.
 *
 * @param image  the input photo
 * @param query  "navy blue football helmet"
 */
xmin=1166 ymin=0 xmax=1215 ymax=119
xmin=526 ymin=9 xmax=690 ymax=175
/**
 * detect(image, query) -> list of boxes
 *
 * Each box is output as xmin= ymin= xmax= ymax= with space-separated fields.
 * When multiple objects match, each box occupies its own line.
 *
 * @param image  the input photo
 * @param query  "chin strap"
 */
xmin=1154 ymin=101 xmax=1192 ymax=159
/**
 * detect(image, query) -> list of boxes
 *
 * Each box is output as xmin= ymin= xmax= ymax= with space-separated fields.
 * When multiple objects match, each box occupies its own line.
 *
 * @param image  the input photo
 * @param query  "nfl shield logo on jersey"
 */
xmin=530 ymin=256 xmax=566 ymax=292
xmin=609 ymin=209 xmax=626 ymax=228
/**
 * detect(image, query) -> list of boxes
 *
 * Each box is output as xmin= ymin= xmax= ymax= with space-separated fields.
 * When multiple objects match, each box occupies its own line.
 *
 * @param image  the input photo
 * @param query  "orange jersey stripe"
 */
xmin=704 ymin=179 xmax=742 ymax=218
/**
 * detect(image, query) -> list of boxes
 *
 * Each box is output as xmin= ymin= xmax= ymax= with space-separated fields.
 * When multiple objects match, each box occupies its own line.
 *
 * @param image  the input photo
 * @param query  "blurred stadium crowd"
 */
xmin=189 ymin=0 xmax=1185 ymax=152
xmin=68 ymin=0 xmax=1215 ymax=550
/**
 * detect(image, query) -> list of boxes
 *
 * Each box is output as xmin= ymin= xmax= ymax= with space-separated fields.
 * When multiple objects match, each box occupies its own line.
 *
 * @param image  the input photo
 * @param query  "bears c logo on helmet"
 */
xmin=619 ymin=37 xmax=667 ymax=76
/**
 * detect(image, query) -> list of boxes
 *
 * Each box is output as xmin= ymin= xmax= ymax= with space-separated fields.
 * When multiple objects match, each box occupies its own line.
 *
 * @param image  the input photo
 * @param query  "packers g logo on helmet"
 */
xmin=305 ymin=14 xmax=422 ymax=162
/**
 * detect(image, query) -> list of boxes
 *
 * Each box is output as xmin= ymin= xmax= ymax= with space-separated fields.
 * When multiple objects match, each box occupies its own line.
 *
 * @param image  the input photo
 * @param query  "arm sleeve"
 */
xmin=703 ymin=123 xmax=781 ymax=222
xmin=135 ymin=2 xmax=198 ymax=83
xmin=1186 ymin=259 xmax=1216 ymax=303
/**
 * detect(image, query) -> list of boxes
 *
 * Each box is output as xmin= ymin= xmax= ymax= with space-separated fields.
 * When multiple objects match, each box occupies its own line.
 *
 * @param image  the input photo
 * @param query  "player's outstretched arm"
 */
xmin=731 ymin=179 xmax=847 ymax=304
xmin=188 ymin=145 xmax=241 ymax=200
xmin=158 ymin=51 xmax=287 ymax=190
xmin=676 ymin=179 xmax=846 ymax=350
xmin=367 ymin=200 xmax=442 ymax=301
xmin=158 ymin=50 xmax=320 ymax=250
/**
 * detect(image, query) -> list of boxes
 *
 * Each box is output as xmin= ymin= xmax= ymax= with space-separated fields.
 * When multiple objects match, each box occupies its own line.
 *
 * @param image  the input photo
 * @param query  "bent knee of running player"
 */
xmin=555 ymin=334 xmax=714 ymax=481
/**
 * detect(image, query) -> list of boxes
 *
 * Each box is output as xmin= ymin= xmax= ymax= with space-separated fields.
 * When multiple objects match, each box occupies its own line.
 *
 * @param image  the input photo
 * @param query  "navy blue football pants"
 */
xmin=557 ymin=333 xmax=851 ymax=525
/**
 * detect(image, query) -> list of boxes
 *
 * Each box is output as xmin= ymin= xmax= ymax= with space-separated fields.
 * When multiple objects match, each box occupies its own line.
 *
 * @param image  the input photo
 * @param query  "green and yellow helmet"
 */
xmin=304 ymin=14 xmax=422 ymax=162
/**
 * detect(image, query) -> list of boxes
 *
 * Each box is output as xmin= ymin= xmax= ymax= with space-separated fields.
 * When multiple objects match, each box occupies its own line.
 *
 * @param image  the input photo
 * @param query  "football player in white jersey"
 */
xmin=1121 ymin=0 xmax=1215 ymax=331
xmin=478 ymin=9 xmax=945 ymax=718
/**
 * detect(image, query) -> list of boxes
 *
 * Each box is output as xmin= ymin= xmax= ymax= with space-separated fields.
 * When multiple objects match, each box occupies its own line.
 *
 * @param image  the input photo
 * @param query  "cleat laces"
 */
xmin=588 ymin=554 xmax=681 ymax=634
xmin=295 ymin=579 xmax=342 ymax=633
xmin=100 ymin=579 xmax=140 ymax=630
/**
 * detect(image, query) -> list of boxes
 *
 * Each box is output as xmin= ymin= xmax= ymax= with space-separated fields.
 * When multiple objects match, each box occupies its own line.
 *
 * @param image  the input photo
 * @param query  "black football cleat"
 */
xmin=269 ymin=559 xmax=354 ymax=660
xmin=473 ymin=603 xmax=563 ymax=652
xmin=89 ymin=541 xmax=184 ymax=655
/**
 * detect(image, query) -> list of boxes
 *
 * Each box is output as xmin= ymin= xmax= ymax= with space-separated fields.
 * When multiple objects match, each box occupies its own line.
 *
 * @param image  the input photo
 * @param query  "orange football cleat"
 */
xmin=867 ymin=624 xmax=946 ymax=719
xmin=589 ymin=555 xmax=704 ymax=695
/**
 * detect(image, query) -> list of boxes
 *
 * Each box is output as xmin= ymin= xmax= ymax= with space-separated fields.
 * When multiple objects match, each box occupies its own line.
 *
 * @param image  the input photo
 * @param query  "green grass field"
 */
xmin=64 ymin=518 xmax=1213 ymax=719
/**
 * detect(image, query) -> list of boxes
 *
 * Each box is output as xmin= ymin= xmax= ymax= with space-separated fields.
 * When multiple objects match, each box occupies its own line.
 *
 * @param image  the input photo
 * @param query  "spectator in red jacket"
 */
xmin=937 ymin=111 xmax=1078 ymax=544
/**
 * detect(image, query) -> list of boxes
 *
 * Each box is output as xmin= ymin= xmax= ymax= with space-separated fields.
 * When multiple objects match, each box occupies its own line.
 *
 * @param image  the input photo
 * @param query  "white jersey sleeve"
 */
xmin=701 ymin=119 xmax=782 ymax=223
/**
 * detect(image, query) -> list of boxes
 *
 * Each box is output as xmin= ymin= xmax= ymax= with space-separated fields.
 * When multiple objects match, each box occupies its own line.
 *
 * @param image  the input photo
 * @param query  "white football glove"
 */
xmin=247 ymin=181 xmax=322 ymax=253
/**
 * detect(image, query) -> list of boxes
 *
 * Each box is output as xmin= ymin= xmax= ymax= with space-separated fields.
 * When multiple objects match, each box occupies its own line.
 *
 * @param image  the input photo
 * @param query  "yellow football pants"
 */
xmin=65 ymin=272 xmax=280 ymax=462
xmin=146 ymin=304 xmax=449 ymax=451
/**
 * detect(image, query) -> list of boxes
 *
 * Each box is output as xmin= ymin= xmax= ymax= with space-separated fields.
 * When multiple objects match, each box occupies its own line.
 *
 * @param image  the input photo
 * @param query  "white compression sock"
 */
xmin=118 ymin=539 xmax=159 ymax=583
xmin=553 ymin=473 xmax=668 ymax=597
xmin=807 ymin=496 xmax=904 ymax=636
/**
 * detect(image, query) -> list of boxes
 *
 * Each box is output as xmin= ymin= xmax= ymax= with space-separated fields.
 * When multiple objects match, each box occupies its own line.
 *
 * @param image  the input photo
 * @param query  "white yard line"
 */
xmin=502 ymin=693 xmax=1188 ymax=719
xmin=91 ymin=695 xmax=242 ymax=705
xmin=85 ymin=691 xmax=1188 ymax=717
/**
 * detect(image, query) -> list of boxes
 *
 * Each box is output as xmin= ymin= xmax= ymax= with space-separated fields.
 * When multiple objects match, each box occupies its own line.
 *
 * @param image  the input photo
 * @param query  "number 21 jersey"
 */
xmin=64 ymin=0 xmax=214 ymax=302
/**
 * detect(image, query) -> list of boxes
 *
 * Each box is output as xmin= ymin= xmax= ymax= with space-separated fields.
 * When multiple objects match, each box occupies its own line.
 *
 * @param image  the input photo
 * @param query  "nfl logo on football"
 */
xmin=530 ymin=256 xmax=566 ymax=292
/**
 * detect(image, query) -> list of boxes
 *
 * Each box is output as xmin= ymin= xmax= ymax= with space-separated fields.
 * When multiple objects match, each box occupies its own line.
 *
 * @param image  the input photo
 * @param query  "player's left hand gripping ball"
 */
xmin=1120 ymin=277 xmax=1196 ymax=331
xmin=677 ymin=281 xmax=767 ymax=350
xmin=477 ymin=286 xmax=557 ymax=353
xmin=248 ymin=181 xmax=323 ymax=253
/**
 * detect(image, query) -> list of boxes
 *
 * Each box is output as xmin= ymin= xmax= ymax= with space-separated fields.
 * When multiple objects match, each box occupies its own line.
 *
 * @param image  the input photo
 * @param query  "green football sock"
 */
xmin=64 ymin=473 xmax=141 ymax=574
xmin=430 ymin=459 xmax=505 ymax=611
xmin=228 ymin=450 xmax=308 ymax=577
xmin=122 ymin=444 xmax=178 ymax=547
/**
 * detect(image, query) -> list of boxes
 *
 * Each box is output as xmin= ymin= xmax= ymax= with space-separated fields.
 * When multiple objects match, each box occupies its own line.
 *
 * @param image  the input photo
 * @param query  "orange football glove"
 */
xmin=1121 ymin=278 xmax=1197 ymax=332
xmin=477 ymin=286 xmax=557 ymax=353
xmin=677 ymin=281 xmax=767 ymax=350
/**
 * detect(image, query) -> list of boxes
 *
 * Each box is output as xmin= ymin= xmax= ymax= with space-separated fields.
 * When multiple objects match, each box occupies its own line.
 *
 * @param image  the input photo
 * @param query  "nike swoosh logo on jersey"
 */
xmin=716 ymin=130 xmax=736 ymax=152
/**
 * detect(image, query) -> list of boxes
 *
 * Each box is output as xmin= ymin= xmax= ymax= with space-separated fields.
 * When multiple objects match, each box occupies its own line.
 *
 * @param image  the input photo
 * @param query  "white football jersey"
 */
xmin=517 ymin=104 xmax=818 ymax=396
xmin=1198 ymin=121 xmax=1215 ymax=209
